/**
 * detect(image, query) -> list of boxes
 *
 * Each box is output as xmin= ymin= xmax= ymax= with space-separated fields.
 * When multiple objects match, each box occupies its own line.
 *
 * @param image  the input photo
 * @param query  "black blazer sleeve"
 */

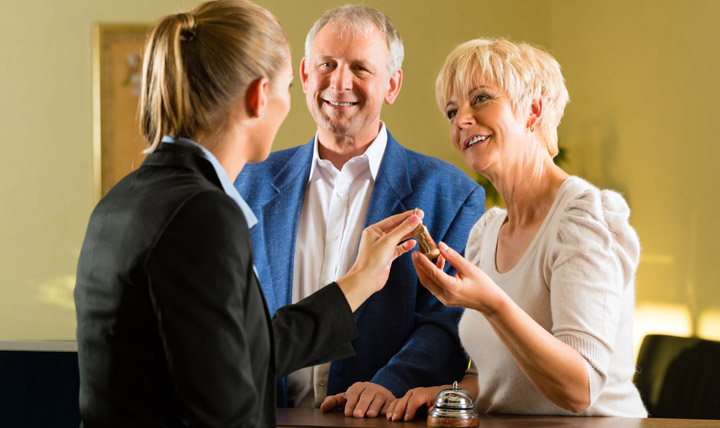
xmin=145 ymin=189 xmax=359 ymax=426
xmin=272 ymin=282 xmax=359 ymax=377
xmin=145 ymin=191 xmax=264 ymax=426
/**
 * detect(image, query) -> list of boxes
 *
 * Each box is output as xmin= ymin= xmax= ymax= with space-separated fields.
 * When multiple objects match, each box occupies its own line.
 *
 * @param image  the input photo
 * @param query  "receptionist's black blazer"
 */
xmin=74 ymin=143 xmax=357 ymax=427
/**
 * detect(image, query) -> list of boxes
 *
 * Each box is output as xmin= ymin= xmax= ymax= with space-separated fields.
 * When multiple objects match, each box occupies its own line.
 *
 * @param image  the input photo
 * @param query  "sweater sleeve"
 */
xmin=465 ymin=207 xmax=504 ymax=264
xmin=547 ymin=186 xmax=640 ymax=405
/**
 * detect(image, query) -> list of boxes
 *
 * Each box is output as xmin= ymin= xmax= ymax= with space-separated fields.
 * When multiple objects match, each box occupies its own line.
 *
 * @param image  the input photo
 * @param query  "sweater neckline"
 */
xmin=490 ymin=176 xmax=580 ymax=278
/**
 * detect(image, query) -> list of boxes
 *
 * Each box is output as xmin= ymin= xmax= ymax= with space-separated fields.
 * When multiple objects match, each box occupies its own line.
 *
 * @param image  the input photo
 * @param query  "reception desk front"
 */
xmin=277 ymin=408 xmax=720 ymax=428
xmin=0 ymin=341 xmax=80 ymax=427
xmin=3 ymin=340 xmax=717 ymax=427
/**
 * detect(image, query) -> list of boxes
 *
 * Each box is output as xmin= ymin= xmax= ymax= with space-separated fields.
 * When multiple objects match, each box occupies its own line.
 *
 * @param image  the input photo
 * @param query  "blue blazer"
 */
xmin=235 ymin=130 xmax=485 ymax=405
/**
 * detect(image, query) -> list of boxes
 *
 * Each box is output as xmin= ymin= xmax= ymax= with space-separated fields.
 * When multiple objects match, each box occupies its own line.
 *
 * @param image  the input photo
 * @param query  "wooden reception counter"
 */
xmin=277 ymin=408 xmax=720 ymax=428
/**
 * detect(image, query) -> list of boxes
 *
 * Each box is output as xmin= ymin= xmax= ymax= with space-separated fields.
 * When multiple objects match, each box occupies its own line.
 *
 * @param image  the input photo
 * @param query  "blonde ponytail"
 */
xmin=139 ymin=0 xmax=288 ymax=152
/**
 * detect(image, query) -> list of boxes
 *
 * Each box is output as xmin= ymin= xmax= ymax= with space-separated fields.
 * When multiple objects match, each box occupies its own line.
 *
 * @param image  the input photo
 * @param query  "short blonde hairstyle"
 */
xmin=139 ymin=0 xmax=288 ymax=152
xmin=435 ymin=38 xmax=569 ymax=156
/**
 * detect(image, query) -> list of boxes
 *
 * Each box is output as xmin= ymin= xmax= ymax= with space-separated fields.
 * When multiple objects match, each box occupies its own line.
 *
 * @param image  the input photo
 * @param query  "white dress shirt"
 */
xmin=287 ymin=123 xmax=388 ymax=408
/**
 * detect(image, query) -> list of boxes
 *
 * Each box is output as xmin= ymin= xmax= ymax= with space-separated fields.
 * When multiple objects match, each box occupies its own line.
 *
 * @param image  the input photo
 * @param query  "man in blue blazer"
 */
xmin=235 ymin=5 xmax=485 ymax=418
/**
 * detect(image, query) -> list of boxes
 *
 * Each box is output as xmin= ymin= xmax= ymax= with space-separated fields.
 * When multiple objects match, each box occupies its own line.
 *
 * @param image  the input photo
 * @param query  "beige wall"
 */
xmin=545 ymin=0 xmax=720 ymax=340
xmin=1 ymin=0 xmax=719 ymax=344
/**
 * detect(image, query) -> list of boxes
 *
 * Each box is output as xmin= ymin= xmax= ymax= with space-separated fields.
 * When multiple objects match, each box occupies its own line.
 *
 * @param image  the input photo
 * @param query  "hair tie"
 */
xmin=180 ymin=29 xmax=196 ymax=42
xmin=177 ymin=12 xmax=196 ymax=42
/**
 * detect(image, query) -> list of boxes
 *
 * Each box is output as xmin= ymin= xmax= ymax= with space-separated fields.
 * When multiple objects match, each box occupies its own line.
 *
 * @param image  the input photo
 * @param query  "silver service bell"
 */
xmin=427 ymin=381 xmax=479 ymax=427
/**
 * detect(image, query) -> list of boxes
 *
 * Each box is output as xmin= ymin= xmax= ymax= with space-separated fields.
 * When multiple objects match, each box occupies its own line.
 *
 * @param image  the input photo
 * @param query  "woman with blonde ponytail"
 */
xmin=74 ymin=1 xmax=422 ymax=426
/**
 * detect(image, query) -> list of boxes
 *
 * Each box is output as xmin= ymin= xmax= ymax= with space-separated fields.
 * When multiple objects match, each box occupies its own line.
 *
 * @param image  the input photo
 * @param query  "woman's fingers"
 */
xmin=380 ymin=399 xmax=393 ymax=417
xmin=385 ymin=400 xmax=397 ymax=419
xmin=412 ymin=252 xmax=434 ymax=285
xmin=380 ymin=211 xmax=423 ymax=247
xmin=437 ymin=241 xmax=474 ymax=275
xmin=394 ymin=238 xmax=417 ymax=259
xmin=403 ymin=393 xmax=425 ymax=421
xmin=387 ymin=392 xmax=411 ymax=421
xmin=412 ymin=251 xmax=447 ymax=299
xmin=436 ymin=255 xmax=446 ymax=270
xmin=387 ymin=388 xmax=436 ymax=421
xmin=371 ymin=209 xmax=423 ymax=234
xmin=359 ymin=212 xmax=420 ymax=267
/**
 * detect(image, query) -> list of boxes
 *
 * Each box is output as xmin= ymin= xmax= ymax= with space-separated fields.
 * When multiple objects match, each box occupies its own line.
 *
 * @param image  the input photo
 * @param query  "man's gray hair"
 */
xmin=304 ymin=5 xmax=404 ymax=76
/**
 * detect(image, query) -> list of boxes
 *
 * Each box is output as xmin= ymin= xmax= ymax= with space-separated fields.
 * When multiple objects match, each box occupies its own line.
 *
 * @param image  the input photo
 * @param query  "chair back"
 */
xmin=634 ymin=334 xmax=720 ymax=419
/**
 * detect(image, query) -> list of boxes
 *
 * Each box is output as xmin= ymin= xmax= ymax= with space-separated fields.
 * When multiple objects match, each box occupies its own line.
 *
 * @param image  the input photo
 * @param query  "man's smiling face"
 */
xmin=300 ymin=20 xmax=395 ymax=143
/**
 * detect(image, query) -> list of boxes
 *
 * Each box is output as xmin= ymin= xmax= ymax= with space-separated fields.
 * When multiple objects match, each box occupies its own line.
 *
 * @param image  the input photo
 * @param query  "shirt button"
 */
xmin=319 ymin=380 xmax=326 ymax=387
xmin=330 ymin=233 xmax=339 ymax=241
xmin=336 ymin=191 xmax=344 ymax=197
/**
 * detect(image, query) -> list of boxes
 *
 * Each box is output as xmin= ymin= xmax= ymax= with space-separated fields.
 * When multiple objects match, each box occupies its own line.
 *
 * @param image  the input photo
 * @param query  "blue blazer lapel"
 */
xmin=249 ymin=222 xmax=277 ymax=313
xmin=257 ymin=141 xmax=314 ymax=313
xmin=364 ymin=131 xmax=412 ymax=227
xmin=352 ymin=132 xmax=412 ymax=321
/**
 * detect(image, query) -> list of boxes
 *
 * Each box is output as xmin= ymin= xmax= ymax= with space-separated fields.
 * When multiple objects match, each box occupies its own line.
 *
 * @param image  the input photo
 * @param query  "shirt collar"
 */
xmin=307 ymin=122 xmax=388 ymax=183
xmin=161 ymin=136 xmax=258 ymax=230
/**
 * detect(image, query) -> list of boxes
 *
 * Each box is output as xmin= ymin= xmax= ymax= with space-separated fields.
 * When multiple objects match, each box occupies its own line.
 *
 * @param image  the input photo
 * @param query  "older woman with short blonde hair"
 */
xmin=387 ymin=38 xmax=646 ymax=419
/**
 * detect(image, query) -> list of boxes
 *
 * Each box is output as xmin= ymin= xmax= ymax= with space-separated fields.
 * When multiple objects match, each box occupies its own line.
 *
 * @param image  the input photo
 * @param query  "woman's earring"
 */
xmin=258 ymin=110 xmax=264 ymax=119
xmin=529 ymin=125 xmax=535 ymax=132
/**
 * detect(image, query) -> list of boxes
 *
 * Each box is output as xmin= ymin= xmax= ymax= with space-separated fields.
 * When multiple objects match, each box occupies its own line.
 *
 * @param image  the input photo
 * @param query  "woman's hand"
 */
xmin=337 ymin=209 xmax=421 ymax=312
xmin=385 ymin=385 xmax=447 ymax=422
xmin=412 ymin=241 xmax=503 ymax=314
xmin=417 ymin=243 xmax=592 ymax=413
